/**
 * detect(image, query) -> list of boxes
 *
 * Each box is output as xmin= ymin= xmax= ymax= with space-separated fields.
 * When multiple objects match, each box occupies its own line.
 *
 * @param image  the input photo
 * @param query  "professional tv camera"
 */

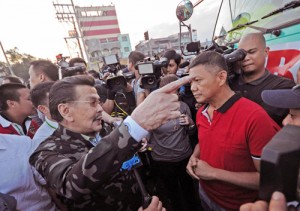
xmin=103 ymin=54 xmax=134 ymax=92
xmin=223 ymin=48 xmax=247 ymax=80
xmin=62 ymin=66 xmax=87 ymax=78
xmin=136 ymin=57 xmax=169 ymax=89
xmin=259 ymin=125 xmax=300 ymax=203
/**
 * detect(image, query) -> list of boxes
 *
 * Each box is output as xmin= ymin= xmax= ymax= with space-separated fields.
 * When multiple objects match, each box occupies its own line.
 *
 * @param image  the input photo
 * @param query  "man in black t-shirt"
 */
xmin=230 ymin=33 xmax=295 ymax=126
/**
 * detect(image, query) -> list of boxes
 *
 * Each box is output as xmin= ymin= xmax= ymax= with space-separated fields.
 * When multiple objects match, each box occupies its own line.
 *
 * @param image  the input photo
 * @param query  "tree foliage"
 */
xmin=1 ymin=47 xmax=39 ymax=81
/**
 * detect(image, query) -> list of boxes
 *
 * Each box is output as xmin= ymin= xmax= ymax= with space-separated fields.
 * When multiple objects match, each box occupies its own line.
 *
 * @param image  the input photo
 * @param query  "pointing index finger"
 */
xmin=157 ymin=75 xmax=194 ymax=94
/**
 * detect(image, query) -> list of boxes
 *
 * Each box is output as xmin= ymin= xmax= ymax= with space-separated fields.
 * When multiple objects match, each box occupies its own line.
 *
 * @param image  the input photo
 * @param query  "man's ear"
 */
xmin=6 ymin=100 xmax=16 ymax=109
xmin=37 ymin=105 xmax=47 ymax=114
xmin=39 ymin=73 xmax=46 ymax=82
xmin=57 ymin=103 xmax=73 ymax=122
xmin=264 ymin=47 xmax=270 ymax=57
xmin=217 ymin=70 xmax=228 ymax=86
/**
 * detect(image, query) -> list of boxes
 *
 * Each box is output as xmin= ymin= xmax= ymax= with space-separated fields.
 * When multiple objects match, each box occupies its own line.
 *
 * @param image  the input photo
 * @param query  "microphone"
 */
xmin=179 ymin=61 xmax=190 ymax=68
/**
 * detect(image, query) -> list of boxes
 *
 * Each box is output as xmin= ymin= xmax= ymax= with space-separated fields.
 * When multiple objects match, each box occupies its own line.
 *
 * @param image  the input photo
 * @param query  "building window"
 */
xmin=124 ymin=47 xmax=129 ymax=52
xmin=122 ymin=36 xmax=127 ymax=41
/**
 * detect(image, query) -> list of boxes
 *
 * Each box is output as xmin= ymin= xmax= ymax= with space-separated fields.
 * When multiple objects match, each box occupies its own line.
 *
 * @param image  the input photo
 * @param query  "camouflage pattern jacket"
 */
xmin=29 ymin=123 xmax=142 ymax=211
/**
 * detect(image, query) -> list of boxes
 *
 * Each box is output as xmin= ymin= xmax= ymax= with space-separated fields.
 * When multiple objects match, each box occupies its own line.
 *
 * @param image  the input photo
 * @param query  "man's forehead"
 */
xmin=75 ymin=85 xmax=98 ymax=98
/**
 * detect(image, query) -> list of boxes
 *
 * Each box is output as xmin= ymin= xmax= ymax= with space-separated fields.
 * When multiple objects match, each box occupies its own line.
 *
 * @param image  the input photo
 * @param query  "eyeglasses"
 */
xmin=68 ymin=99 xmax=104 ymax=107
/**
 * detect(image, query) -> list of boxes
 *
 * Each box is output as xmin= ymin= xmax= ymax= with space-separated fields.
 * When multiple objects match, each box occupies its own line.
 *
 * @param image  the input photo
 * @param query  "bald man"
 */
xmin=230 ymin=32 xmax=295 ymax=126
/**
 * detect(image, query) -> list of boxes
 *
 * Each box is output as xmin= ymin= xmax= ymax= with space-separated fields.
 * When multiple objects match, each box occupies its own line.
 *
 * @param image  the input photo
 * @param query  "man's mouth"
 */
xmin=94 ymin=116 xmax=102 ymax=122
xmin=242 ymin=63 xmax=253 ymax=68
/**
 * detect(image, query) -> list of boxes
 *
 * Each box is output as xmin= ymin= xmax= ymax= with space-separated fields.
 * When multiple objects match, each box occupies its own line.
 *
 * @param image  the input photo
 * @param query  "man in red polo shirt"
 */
xmin=0 ymin=83 xmax=38 ymax=138
xmin=186 ymin=51 xmax=280 ymax=210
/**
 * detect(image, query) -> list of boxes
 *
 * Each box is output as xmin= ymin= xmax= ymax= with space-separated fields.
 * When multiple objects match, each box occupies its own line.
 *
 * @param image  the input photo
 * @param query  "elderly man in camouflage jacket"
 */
xmin=29 ymin=75 xmax=190 ymax=211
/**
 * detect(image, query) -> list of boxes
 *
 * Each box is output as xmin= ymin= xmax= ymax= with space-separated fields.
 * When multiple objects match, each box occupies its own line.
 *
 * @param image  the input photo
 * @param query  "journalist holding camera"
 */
xmin=230 ymin=33 xmax=295 ymax=126
xmin=99 ymin=54 xmax=136 ymax=118
xmin=128 ymin=51 xmax=152 ymax=105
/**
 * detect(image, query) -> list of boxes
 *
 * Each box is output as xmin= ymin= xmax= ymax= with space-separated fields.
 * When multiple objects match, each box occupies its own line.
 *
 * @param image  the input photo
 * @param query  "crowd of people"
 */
xmin=0 ymin=32 xmax=299 ymax=211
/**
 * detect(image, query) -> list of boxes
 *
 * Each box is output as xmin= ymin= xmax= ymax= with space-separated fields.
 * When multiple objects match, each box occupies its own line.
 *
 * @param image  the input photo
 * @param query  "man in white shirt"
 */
xmin=0 ymin=83 xmax=38 ymax=138
xmin=0 ymin=134 xmax=57 ymax=211
xmin=30 ymin=82 xmax=58 ymax=141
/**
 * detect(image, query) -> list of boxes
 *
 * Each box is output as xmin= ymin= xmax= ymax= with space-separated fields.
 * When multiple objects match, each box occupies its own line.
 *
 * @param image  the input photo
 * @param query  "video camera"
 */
xmin=136 ymin=57 xmax=169 ymax=89
xmin=62 ymin=65 xmax=87 ymax=78
xmin=223 ymin=48 xmax=247 ymax=80
xmin=259 ymin=125 xmax=300 ymax=203
xmin=103 ymin=54 xmax=134 ymax=92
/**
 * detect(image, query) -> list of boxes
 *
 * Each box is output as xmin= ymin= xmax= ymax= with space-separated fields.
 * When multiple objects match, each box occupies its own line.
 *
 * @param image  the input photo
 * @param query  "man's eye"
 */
xmin=92 ymin=100 xmax=98 ymax=106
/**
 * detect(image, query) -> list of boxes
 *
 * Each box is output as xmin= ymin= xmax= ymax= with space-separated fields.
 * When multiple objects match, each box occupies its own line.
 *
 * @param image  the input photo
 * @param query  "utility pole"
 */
xmin=53 ymin=1 xmax=89 ymax=62
xmin=70 ymin=0 xmax=89 ymax=64
xmin=0 ymin=41 xmax=15 ymax=76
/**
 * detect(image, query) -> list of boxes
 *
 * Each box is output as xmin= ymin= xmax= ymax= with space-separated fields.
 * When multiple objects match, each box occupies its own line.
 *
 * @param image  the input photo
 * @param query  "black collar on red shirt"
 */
xmin=217 ymin=93 xmax=242 ymax=113
xmin=202 ymin=93 xmax=242 ymax=114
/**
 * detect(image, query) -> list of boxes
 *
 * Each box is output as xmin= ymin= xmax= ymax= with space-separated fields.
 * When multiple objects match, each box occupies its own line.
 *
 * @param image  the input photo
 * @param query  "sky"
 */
xmin=0 ymin=0 xmax=220 ymax=62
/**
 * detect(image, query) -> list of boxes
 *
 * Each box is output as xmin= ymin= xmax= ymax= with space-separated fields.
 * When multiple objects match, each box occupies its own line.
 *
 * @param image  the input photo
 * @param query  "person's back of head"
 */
xmin=31 ymin=82 xmax=55 ymax=109
xmin=29 ymin=60 xmax=59 ymax=88
xmin=31 ymin=82 xmax=55 ymax=120
xmin=49 ymin=75 xmax=95 ymax=123
xmin=128 ymin=51 xmax=145 ymax=72
xmin=1 ymin=76 xmax=23 ymax=85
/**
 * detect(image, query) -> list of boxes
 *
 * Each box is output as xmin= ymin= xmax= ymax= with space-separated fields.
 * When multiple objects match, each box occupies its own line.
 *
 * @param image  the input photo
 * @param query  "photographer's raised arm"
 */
xmin=131 ymin=75 xmax=193 ymax=131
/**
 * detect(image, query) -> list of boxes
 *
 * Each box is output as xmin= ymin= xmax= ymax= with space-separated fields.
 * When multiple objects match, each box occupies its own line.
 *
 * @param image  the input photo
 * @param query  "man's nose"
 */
xmin=190 ymin=82 xmax=197 ymax=92
xmin=97 ymin=102 xmax=104 ymax=113
xmin=282 ymin=114 xmax=292 ymax=126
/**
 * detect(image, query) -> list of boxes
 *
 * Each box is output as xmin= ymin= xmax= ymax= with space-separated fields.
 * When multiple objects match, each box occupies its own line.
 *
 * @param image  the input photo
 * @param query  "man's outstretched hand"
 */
xmin=131 ymin=75 xmax=193 ymax=131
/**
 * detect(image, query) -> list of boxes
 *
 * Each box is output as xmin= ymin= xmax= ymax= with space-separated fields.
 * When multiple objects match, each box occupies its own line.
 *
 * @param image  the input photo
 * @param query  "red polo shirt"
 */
xmin=196 ymin=94 xmax=280 ymax=210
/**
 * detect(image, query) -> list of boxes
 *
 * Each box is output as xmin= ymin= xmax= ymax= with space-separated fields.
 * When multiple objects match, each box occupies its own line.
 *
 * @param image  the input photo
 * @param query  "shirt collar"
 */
xmin=201 ymin=93 xmax=242 ymax=114
xmin=45 ymin=117 xmax=58 ymax=130
xmin=57 ymin=125 xmax=101 ymax=146
xmin=81 ymin=132 xmax=101 ymax=146
xmin=0 ymin=114 xmax=32 ymax=128
xmin=0 ymin=114 xmax=12 ymax=128
xmin=238 ymin=70 xmax=270 ymax=86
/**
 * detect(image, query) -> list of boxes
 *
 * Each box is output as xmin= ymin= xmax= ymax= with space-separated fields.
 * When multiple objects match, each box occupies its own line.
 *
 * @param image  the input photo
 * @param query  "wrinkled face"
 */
xmin=238 ymin=36 xmax=268 ymax=76
xmin=282 ymin=109 xmax=300 ymax=126
xmin=15 ymin=88 xmax=36 ymax=116
xmin=28 ymin=65 xmax=40 ymax=89
xmin=189 ymin=65 xmax=222 ymax=104
xmin=69 ymin=85 xmax=103 ymax=135
xmin=166 ymin=59 xmax=178 ymax=75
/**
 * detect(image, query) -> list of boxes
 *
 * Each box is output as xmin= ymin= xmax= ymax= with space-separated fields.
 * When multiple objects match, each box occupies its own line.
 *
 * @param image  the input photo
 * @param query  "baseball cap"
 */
xmin=262 ymin=84 xmax=300 ymax=109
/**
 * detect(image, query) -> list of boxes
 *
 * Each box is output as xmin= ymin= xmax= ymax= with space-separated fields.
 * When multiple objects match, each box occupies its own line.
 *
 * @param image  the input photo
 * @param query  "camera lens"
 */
xmin=147 ymin=77 xmax=155 ymax=85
